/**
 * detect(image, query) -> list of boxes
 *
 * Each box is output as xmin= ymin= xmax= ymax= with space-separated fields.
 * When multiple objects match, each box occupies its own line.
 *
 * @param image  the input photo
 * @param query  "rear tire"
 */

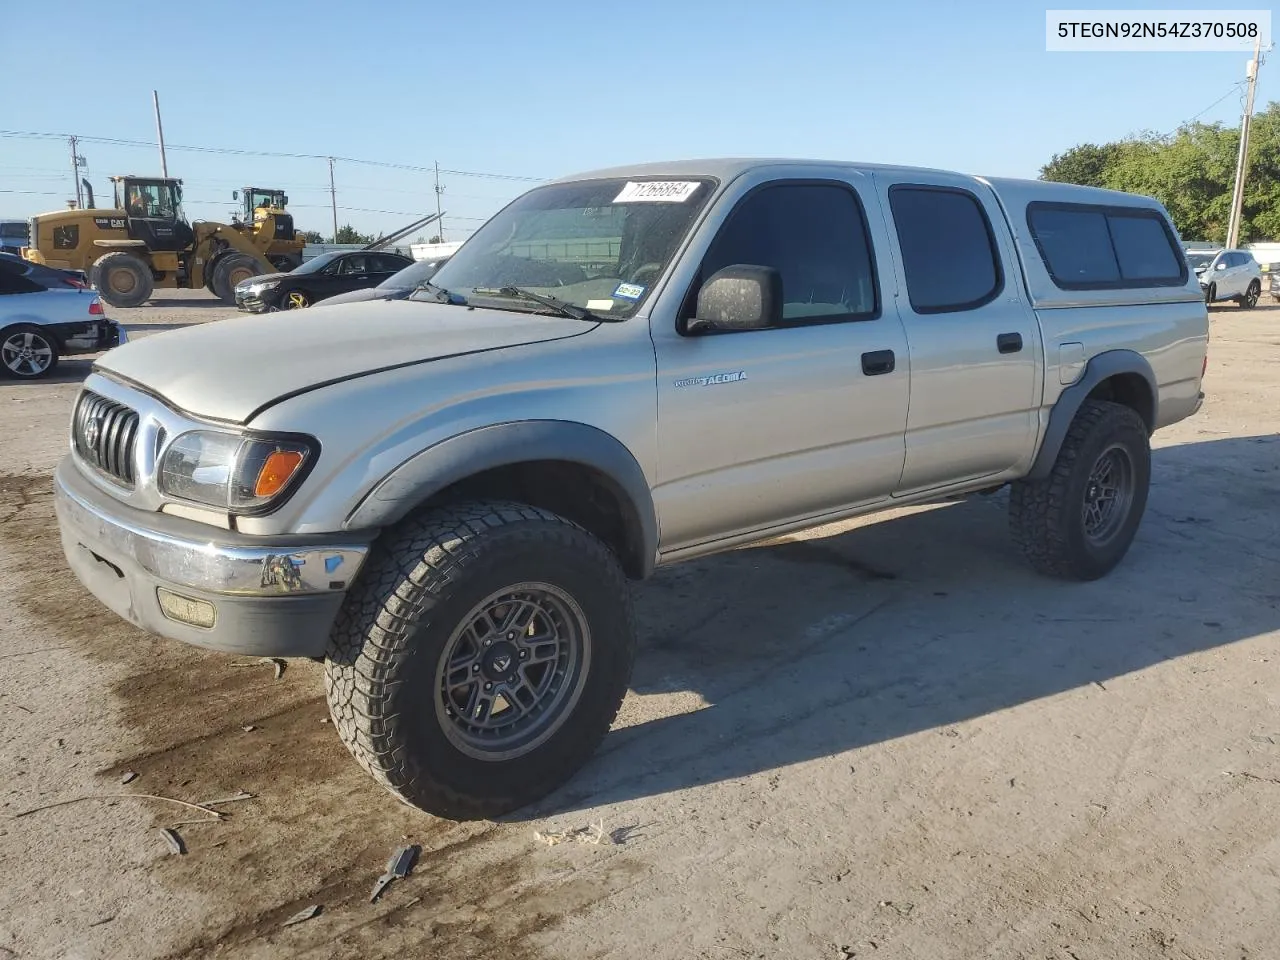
xmin=1009 ymin=400 xmax=1150 ymax=581
xmin=1238 ymin=280 xmax=1261 ymax=308
xmin=1204 ymin=282 xmax=1216 ymax=306
xmin=91 ymin=252 xmax=153 ymax=308
xmin=324 ymin=501 xmax=636 ymax=820
xmin=211 ymin=253 xmax=265 ymax=303
xmin=0 ymin=324 xmax=60 ymax=379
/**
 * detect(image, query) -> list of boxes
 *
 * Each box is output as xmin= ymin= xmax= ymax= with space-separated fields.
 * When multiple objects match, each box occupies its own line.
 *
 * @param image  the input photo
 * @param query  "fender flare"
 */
xmin=345 ymin=420 xmax=659 ymax=577
xmin=1027 ymin=349 xmax=1158 ymax=481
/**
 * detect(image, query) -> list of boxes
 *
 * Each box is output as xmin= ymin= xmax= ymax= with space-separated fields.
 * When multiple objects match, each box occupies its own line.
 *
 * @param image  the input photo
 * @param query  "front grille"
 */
xmin=73 ymin=390 xmax=140 ymax=486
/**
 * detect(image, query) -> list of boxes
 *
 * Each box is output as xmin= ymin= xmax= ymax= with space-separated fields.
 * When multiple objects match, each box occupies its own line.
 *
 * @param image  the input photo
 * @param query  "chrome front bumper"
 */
xmin=53 ymin=457 xmax=371 ymax=656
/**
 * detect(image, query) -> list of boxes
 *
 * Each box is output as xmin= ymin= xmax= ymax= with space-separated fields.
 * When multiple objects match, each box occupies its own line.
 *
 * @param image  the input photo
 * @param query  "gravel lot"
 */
xmin=2 ymin=290 xmax=1278 ymax=960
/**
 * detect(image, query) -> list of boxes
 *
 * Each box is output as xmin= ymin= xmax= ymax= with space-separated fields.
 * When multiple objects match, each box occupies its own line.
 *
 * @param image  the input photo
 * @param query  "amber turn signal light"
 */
xmin=255 ymin=449 xmax=306 ymax=498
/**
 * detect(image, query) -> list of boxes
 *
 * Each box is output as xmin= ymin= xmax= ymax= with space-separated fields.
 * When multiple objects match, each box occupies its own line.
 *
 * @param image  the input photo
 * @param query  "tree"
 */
xmin=1040 ymin=142 xmax=1125 ymax=188
xmin=333 ymin=223 xmax=374 ymax=244
xmin=1039 ymin=101 xmax=1280 ymax=243
xmin=300 ymin=230 xmax=324 ymax=244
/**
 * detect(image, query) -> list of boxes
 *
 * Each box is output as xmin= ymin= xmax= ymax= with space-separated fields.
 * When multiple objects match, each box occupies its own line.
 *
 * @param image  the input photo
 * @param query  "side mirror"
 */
xmin=1216 ymin=261 xmax=1227 ymax=270
xmin=281 ymin=195 xmax=288 ymax=207
xmin=232 ymin=190 xmax=239 ymax=200
xmin=687 ymin=265 xmax=782 ymax=335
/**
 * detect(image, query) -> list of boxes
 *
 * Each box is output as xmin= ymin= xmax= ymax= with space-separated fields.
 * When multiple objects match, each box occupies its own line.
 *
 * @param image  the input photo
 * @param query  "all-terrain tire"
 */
xmin=91 ymin=251 xmax=154 ymax=308
xmin=211 ymin=253 xmax=264 ymax=303
xmin=324 ymin=501 xmax=636 ymax=820
xmin=1009 ymin=399 xmax=1151 ymax=581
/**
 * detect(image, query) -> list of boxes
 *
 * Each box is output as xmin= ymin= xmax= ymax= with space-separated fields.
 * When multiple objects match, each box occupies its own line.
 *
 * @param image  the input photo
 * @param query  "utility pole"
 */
xmin=152 ymin=90 xmax=169 ymax=178
xmin=328 ymin=157 xmax=339 ymax=243
xmin=68 ymin=136 xmax=83 ymax=208
xmin=1225 ymin=37 xmax=1263 ymax=249
xmin=434 ymin=161 xmax=445 ymax=241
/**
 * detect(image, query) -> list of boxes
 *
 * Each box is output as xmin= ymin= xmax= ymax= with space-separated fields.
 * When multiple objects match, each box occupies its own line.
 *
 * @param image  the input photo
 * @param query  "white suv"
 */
xmin=1188 ymin=248 xmax=1262 ymax=308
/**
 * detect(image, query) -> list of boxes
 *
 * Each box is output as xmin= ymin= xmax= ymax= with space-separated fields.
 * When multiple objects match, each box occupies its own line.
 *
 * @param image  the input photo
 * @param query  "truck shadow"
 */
xmin=526 ymin=434 xmax=1280 ymax=818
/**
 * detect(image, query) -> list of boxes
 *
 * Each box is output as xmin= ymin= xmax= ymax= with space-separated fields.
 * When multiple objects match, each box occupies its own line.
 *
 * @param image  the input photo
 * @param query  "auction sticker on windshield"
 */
xmin=613 ymin=181 xmax=702 ymax=203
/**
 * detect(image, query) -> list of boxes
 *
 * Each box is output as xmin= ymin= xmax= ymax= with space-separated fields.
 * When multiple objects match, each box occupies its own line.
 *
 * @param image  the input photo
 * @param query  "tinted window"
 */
xmin=0 ymin=258 xmax=43 ymax=295
xmin=1028 ymin=202 xmax=1186 ymax=289
xmin=1026 ymin=207 xmax=1120 ymax=285
xmin=698 ymin=183 xmax=877 ymax=323
xmin=888 ymin=186 xmax=1002 ymax=313
xmin=338 ymin=255 xmax=368 ymax=275
xmin=373 ymin=254 xmax=409 ymax=273
xmin=1107 ymin=213 xmax=1184 ymax=280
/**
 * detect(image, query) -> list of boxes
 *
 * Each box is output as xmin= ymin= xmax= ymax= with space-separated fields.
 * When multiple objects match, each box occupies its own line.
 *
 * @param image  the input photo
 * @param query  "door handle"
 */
xmin=861 ymin=349 xmax=895 ymax=376
xmin=997 ymin=332 xmax=1023 ymax=354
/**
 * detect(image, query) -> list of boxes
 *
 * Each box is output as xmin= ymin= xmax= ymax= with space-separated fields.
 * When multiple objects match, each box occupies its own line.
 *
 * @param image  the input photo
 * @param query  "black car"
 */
xmin=0 ymin=251 xmax=89 ymax=291
xmin=313 ymin=255 xmax=453 ymax=308
xmin=232 ymin=250 xmax=414 ymax=313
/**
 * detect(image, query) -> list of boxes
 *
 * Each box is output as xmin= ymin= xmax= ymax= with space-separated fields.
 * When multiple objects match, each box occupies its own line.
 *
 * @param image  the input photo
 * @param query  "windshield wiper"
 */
xmin=494 ymin=286 xmax=620 ymax=323
xmin=413 ymin=281 xmax=463 ymax=304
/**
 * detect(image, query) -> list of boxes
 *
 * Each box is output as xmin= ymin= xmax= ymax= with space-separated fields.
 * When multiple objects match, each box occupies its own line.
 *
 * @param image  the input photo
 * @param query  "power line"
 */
xmin=0 ymin=128 xmax=547 ymax=182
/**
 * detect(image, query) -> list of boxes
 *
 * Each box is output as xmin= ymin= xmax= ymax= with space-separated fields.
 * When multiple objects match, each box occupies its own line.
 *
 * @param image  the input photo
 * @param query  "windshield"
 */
xmin=381 ymin=257 xmax=449 ymax=289
xmin=422 ymin=176 xmax=716 ymax=317
xmin=1186 ymin=252 xmax=1217 ymax=269
xmin=294 ymin=251 xmax=343 ymax=275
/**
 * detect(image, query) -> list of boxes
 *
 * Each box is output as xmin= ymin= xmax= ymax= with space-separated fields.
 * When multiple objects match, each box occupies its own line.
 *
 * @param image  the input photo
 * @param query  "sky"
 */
xmin=1 ymin=0 xmax=1273 ymax=240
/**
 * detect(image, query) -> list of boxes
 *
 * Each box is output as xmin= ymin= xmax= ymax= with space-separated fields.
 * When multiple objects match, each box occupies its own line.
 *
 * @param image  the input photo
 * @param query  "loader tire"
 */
xmin=91 ymin=252 xmax=153 ymax=308
xmin=211 ymin=254 xmax=265 ymax=303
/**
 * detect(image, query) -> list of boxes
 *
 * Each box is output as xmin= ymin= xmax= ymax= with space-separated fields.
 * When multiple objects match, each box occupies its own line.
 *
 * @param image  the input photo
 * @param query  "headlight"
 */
xmin=158 ymin=431 xmax=317 ymax=513
xmin=243 ymin=279 xmax=280 ymax=293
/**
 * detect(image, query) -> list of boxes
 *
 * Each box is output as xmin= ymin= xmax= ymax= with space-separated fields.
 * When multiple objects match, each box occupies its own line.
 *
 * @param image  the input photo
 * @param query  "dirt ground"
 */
xmin=1 ymin=290 xmax=1278 ymax=960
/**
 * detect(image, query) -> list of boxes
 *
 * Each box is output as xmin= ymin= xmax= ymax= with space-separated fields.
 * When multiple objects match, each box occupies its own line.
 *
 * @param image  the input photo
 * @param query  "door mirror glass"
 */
xmin=1216 ymin=261 xmax=1227 ymax=270
xmin=688 ymin=265 xmax=782 ymax=334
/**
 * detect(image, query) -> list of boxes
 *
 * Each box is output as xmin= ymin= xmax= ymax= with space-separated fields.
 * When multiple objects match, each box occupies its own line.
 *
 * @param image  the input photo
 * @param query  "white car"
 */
xmin=1186 ymin=248 xmax=1262 ymax=308
xmin=0 ymin=258 xmax=125 ymax=379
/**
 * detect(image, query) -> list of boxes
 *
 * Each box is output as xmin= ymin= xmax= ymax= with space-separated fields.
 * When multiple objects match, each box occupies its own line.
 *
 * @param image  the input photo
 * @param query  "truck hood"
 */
xmin=94 ymin=299 xmax=594 ymax=423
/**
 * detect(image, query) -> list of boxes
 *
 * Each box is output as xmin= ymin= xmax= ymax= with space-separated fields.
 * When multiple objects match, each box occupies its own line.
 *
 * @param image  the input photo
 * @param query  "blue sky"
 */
xmin=1 ymin=0 xmax=1272 ymax=239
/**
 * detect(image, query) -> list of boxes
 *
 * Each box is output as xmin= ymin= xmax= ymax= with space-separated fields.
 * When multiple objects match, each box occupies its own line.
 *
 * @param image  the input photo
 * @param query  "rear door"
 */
xmin=371 ymin=254 xmax=409 ymax=282
xmin=871 ymin=173 xmax=1041 ymax=495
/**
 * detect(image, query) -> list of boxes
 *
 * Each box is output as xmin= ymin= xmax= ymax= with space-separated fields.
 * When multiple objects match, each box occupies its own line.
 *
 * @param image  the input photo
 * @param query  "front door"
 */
xmin=651 ymin=174 xmax=911 ymax=554
xmin=871 ymin=173 xmax=1041 ymax=495
xmin=335 ymin=254 xmax=374 ymax=294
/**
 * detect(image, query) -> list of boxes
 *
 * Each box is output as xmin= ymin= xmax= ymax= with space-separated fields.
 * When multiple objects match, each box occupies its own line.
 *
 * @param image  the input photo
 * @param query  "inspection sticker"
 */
xmin=613 ymin=181 xmax=701 ymax=203
xmin=613 ymin=282 xmax=646 ymax=301
xmin=586 ymin=299 xmax=615 ymax=310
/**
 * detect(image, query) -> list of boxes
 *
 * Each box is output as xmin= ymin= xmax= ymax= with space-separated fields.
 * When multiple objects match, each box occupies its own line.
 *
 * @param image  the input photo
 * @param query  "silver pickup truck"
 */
xmin=53 ymin=159 xmax=1208 ymax=820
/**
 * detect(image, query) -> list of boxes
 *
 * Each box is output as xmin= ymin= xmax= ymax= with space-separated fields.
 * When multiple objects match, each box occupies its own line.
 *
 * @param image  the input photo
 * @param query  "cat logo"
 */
xmin=93 ymin=217 xmax=127 ymax=230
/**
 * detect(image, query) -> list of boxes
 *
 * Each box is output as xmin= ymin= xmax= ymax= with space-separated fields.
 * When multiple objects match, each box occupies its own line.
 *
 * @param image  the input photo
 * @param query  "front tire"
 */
xmin=211 ymin=253 xmax=264 ymax=303
xmin=1204 ymin=282 xmax=1216 ymax=306
xmin=283 ymin=290 xmax=310 ymax=309
xmin=90 ymin=252 xmax=154 ymax=308
xmin=324 ymin=501 xmax=636 ymax=820
xmin=0 ymin=324 xmax=60 ymax=379
xmin=1009 ymin=400 xmax=1151 ymax=581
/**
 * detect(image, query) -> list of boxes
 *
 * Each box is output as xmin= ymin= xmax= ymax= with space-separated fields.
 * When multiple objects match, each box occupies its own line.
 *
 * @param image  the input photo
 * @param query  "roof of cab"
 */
xmin=550 ymin=157 xmax=1166 ymax=210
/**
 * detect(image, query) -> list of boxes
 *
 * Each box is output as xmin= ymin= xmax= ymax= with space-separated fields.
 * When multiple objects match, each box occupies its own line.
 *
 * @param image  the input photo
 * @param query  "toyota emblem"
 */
xmin=84 ymin=417 xmax=103 ymax=448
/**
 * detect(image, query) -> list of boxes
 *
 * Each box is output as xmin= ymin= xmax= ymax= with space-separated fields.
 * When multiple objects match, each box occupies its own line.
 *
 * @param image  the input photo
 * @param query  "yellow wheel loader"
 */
xmin=22 ymin=176 xmax=279 ymax=308
xmin=234 ymin=187 xmax=305 ymax=273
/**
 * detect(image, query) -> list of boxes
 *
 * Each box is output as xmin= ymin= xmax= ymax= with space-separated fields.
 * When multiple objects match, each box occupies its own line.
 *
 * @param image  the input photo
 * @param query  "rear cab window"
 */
xmin=1026 ymin=202 xmax=1186 ymax=289
xmin=887 ymin=185 xmax=1004 ymax=313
